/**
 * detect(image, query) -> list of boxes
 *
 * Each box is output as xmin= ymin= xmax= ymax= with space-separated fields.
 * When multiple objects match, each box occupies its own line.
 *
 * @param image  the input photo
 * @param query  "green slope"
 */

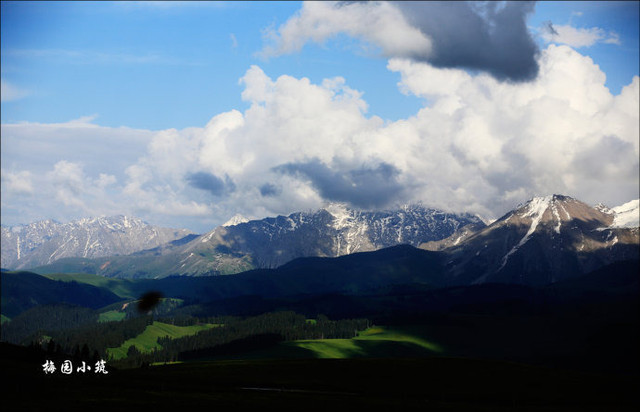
xmin=290 ymin=326 xmax=443 ymax=359
xmin=42 ymin=273 xmax=137 ymax=298
xmin=248 ymin=326 xmax=444 ymax=360
xmin=107 ymin=321 xmax=219 ymax=360
xmin=98 ymin=310 xmax=127 ymax=323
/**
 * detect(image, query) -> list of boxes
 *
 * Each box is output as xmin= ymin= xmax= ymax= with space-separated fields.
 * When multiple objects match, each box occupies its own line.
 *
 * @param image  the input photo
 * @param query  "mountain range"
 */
xmin=14 ymin=203 xmax=485 ymax=278
xmin=2 ymin=196 xmax=638 ymax=287
xmin=0 ymin=216 xmax=193 ymax=270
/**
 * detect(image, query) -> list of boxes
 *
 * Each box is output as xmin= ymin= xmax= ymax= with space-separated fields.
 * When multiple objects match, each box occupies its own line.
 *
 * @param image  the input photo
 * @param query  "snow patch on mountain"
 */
xmin=222 ymin=214 xmax=250 ymax=227
xmin=1 ymin=216 xmax=193 ymax=269
xmin=610 ymin=199 xmax=639 ymax=228
xmin=499 ymin=196 xmax=553 ymax=270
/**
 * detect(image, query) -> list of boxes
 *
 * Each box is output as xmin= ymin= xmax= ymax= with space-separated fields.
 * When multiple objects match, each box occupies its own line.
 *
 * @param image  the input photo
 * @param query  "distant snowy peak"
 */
xmin=222 ymin=214 xmax=250 ymax=227
xmin=1 ymin=215 xmax=193 ymax=270
xmin=72 ymin=215 xmax=148 ymax=231
xmin=610 ymin=199 xmax=640 ymax=228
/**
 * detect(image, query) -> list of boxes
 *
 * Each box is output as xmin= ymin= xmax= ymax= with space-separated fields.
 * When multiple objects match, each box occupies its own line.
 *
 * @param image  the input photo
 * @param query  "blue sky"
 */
xmin=1 ymin=1 xmax=426 ymax=129
xmin=1 ymin=1 xmax=638 ymax=232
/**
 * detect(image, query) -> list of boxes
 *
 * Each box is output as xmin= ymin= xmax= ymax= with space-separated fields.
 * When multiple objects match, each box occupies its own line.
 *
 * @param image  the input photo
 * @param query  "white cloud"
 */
xmin=259 ymin=1 xmax=431 ymax=60
xmin=260 ymin=1 xmax=539 ymax=82
xmin=1 ymin=118 xmax=154 ymax=225
xmin=1 ymin=170 xmax=34 ymax=194
xmin=1 ymin=117 xmax=152 ymax=178
xmin=118 ymin=44 xmax=638 ymax=225
xmin=541 ymin=22 xmax=621 ymax=48
xmin=1 ymin=45 xmax=638 ymax=231
xmin=96 ymin=173 xmax=117 ymax=189
xmin=386 ymin=44 xmax=638 ymax=215
xmin=46 ymin=161 xmax=89 ymax=209
xmin=1 ymin=79 xmax=30 ymax=102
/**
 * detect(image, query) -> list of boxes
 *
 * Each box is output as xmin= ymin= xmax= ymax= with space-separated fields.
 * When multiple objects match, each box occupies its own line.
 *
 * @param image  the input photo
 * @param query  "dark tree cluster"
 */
xmin=6 ymin=313 xmax=154 ymax=362
xmin=50 ymin=315 xmax=153 ymax=358
xmin=1 ymin=304 xmax=98 ymax=345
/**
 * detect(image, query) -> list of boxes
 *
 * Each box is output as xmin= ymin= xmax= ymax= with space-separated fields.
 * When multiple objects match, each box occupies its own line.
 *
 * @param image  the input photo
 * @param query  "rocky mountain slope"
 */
xmin=423 ymin=195 xmax=639 ymax=286
xmin=184 ymin=203 xmax=485 ymax=269
xmin=1 ymin=216 xmax=193 ymax=270
xmin=16 ymin=195 xmax=638 ymax=284
xmin=29 ymin=204 xmax=485 ymax=278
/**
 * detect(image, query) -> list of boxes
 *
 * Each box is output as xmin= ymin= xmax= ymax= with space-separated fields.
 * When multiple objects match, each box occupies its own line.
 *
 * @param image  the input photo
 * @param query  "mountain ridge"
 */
xmin=6 ymin=195 xmax=638 ymax=284
xmin=97 ymin=203 xmax=486 ymax=278
xmin=1 ymin=215 xmax=194 ymax=270
xmin=430 ymin=195 xmax=639 ymax=286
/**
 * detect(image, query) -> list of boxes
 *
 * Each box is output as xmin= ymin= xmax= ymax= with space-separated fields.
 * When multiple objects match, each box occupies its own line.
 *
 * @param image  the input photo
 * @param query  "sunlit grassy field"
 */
xmin=231 ymin=326 xmax=445 ymax=360
xmin=107 ymin=321 xmax=219 ymax=360
xmin=289 ymin=326 xmax=443 ymax=358
xmin=97 ymin=310 xmax=127 ymax=323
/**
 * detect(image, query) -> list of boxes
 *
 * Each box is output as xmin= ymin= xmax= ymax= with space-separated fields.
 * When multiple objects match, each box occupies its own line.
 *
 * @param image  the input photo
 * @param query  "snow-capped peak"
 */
xmin=498 ymin=195 xmax=580 ymax=270
xmin=521 ymin=195 xmax=554 ymax=219
xmin=222 ymin=214 xmax=250 ymax=227
xmin=610 ymin=199 xmax=639 ymax=228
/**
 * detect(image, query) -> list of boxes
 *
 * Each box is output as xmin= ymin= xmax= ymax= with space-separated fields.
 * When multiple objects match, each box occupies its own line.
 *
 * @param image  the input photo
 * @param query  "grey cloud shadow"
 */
xmin=273 ymin=158 xmax=405 ymax=209
xmin=396 ymin=1 xmax=540 ymax=82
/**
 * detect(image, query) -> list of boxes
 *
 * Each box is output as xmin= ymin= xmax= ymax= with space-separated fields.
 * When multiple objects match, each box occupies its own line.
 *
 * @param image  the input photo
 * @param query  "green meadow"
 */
xmin=235 ymin=326 xmax=444 ymax=360
xmin=98 ymin=310 xmax=127 ymax=323
xmin=43 ymin=272 xmax=136 ymax=298
xmin=107 ymin=321 xmax=219 ymax=360
xmin=286 ymin=326 xmax=443 ymax=359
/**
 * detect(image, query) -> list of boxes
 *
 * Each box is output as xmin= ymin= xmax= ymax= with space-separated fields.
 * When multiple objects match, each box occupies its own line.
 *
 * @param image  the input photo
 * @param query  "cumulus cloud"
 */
xmin=2 ymin=44 xmax=638 ymax=231
xmin=43 ymin=161 xmax=123 ymax=213
xmin=121 ymin=44 xmax=636 ymax=226
xmin=260 ymin=1 xmax=539 ymax=82
xmin=259 ymin=1 xmax=431 ymax=60
xmin=540 ymin=22 xmax=621 ymax=48
xmin=389 ymin=45 xmax=638 ymax=212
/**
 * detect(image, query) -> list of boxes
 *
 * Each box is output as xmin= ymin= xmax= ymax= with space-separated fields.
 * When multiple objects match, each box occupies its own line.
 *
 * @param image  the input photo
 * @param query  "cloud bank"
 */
xmin=2 ymin=42 xmax=638 ymax=232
